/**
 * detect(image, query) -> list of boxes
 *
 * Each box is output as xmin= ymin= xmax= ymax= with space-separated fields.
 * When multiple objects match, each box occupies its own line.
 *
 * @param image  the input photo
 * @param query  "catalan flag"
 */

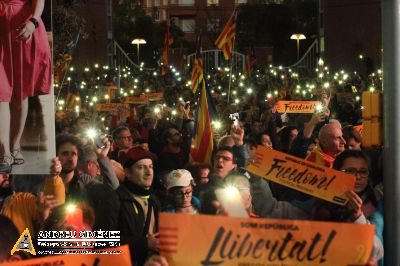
xmin=56 ymin=33 xmax=80 ymax=84
xmin=190 ymin=79 xmax=217 ymax=163
xmin=245 ymin=47 xmax=256 ymax=77
xmin=191 ymin=35 xmax=203 ymax=93
xmin=161 ymin=23 xmax=173 ymax=76
xmin=214 ymin=10 xmax=237 ymax=60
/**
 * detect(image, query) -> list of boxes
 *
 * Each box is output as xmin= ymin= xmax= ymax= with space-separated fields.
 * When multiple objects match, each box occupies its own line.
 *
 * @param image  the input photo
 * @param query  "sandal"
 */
xmin=0 ymin=155 xmax=13 ymax=173
xmin=11 ymin=149 xmax=25 ymax=165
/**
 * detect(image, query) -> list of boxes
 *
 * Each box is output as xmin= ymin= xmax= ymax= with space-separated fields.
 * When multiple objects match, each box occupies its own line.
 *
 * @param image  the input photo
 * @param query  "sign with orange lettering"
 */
xmin=159 ymin=213 xmax=375 ymax=266
xmin=95 ymin=103 xmax=129 ymax=111
xmin=5 ymin=245 xmax=131 ymax=266
xmin=273 ymin=101 xmax=322 ymax=113
xmin=125 ymin=96 xmax=149 ymax=104
xmin=246 ymin=146 xmax=356 ymax=205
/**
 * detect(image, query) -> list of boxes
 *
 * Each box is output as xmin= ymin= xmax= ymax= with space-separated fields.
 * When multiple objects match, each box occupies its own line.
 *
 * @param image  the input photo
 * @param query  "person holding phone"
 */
xmin=0 ymin=0 xmax=52 ymax=172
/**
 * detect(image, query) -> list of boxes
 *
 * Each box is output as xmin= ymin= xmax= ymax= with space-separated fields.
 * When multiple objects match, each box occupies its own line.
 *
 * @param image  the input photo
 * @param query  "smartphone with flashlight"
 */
xmin=215 ymin=187 xmax=248 ymax=218
xmin=229 ymin=113 xmax=240 ymax=127
xmin=185 ymin=101 xmax=190 ymax=109
xmin=95 ymin=135 xmax=105 ymax=149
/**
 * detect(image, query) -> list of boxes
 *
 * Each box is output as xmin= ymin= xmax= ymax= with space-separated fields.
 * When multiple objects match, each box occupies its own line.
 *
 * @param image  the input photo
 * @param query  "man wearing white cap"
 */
xmin=164 ymin=169 xmax=200 ymax=214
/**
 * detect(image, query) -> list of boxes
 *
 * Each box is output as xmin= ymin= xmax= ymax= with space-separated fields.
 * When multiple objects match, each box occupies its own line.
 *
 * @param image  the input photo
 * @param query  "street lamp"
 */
xmin=131 ymin=38 xmax=147 ymax=65
xmin=290 ymin=34 xmax=306 ymax=60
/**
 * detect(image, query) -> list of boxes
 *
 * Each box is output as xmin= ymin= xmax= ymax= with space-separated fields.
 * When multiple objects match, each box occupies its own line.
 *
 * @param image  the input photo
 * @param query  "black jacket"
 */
xmin=113 ymin=183 xmax=160 ymax=266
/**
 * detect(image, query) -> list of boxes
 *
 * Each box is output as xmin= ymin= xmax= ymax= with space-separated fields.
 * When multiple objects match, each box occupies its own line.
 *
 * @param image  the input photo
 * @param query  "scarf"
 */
xmin=123 ymin=178 xmax=151 ymax=198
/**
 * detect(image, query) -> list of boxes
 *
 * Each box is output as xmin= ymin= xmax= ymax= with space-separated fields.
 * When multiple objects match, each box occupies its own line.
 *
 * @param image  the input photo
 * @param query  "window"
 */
xmin=207 ymin=18 xmax=220 ymax=32
xmin=236 ymin=0 xmax=247 ymax=4
xmin=179 ymin=0 xmax=194 ymax=6
xmin=181 ymin=19 xmax=195 ymax=33
xmin=207 ymin=0 xmax=219 ymax=6
xmin=154 ymin=0 xmax=160 ymax=6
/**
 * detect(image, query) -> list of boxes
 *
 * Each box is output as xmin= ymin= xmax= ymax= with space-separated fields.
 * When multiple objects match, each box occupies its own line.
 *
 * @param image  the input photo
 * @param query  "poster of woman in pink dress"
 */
xmin=0 ymin=0 xmax=55 ymax=174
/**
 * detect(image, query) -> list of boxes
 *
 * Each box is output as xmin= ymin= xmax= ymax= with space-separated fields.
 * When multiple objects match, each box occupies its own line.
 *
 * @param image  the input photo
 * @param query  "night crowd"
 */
xmin=0 ymin=66 xmax=384 ymax=266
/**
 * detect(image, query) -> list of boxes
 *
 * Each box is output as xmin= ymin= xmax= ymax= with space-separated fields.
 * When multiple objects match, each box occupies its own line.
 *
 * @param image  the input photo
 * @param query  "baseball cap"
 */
xmin=165 ymin=169 xmax=195 ymax=190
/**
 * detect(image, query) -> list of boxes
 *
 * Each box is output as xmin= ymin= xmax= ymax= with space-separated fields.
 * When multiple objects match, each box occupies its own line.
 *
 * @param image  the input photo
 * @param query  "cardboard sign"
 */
xmin=125 ymin=96 xmax=149 ymax=105
xmin=95 ymin=103 xmax=129 ymax=111
xmin=146 ymin=92 xmax=164 ymax=101
xmin=273 ymin=101 xmax=322 ymax=113
xmin=246 ymin=146 xmax=356 ymax=205
xmin=5 ymin=245 xmax=131 ymax=266
xmin=159 ymin=213 xmax=375 ymax=266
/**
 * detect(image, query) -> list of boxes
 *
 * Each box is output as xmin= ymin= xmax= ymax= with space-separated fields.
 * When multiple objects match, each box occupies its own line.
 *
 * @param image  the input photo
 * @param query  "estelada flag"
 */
xmin=245 ymin=47 xmax=256 ymax=77
xmin=215 ymin=10 xmax=237 ymax=60
xmin=190 ymin=79 xmax=217 ymax=163
xmin=161 ymin=23 xmax=174 ymax=76
xmin=191 ymin=34 xmax=203 ymax=93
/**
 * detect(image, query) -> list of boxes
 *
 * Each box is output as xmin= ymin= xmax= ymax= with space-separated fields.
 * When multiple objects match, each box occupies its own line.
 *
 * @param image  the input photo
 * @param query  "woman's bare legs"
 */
xmin=10 ymin=98 xmax=28 ymax=164
xmin=0 ymin=102 xmax=12 ymax=169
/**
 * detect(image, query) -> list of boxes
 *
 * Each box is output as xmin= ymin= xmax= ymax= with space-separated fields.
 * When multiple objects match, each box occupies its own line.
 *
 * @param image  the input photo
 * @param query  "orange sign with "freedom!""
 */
xmin=273 ymin=101 xmax=322 ymax=113
xmin=246 ymin=146 xmax=356 ymax=205
xmin=159 ymin=213 xmax=375 ymax=266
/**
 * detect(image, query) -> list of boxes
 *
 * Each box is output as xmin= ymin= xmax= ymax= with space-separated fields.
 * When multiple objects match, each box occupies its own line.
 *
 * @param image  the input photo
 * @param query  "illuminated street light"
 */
xmin=131 ymin=38 xmax=147 ymax=65
xmin=290 ymin=34 xmax=306 ymax=60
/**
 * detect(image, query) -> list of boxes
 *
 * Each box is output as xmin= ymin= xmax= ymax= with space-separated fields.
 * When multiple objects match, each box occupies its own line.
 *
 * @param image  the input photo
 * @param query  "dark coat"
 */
xmin=113 ymin=183 xmax=160 ymax=266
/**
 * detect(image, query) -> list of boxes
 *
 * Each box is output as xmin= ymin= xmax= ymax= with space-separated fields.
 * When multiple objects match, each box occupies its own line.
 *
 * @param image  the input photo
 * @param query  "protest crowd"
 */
xmin=0 ymin=56 xmax=385 ymax=266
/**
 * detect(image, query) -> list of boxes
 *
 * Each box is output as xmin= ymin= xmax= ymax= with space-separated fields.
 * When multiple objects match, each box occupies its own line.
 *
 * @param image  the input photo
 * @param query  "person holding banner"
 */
xmin=333 ymin=150 xmax=384 ymax=265
xmin=0 ymin=0 xmax=52 ymax=173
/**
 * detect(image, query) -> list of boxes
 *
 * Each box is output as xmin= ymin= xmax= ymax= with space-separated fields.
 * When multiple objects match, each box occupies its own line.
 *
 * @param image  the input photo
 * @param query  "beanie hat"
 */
xmin=118 ymin=146 xmax=154 ymax=169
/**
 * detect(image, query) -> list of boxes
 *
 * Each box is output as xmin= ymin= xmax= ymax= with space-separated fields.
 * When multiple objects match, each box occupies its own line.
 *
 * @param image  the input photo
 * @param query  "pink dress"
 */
xmin=0 ymin=0 xmax=52 ymax=102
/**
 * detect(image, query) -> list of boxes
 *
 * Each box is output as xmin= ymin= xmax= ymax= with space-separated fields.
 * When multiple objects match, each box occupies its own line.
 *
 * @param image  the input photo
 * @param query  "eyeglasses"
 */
xmin=215 ymin=155 xmax=233 ymax=162
xmin=118 ymin=136 xmax=132 ymax=140
xmin=173 ymin=190 xmax=192 ymax=198
xmin=341 ymin=168 xmax=369 ymax=178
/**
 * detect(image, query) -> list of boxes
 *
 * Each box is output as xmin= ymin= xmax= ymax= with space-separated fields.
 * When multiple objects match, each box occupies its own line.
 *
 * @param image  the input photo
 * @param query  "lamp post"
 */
xmin=131 ymin=38 xmax=147 ymax=65
xmin=290 ymin=34 xmax=306 ymax=60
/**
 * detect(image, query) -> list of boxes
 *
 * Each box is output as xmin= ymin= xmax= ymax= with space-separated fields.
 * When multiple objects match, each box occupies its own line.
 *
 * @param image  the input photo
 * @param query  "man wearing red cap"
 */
xmin=112 ymin=146 xmax=160 ymax=266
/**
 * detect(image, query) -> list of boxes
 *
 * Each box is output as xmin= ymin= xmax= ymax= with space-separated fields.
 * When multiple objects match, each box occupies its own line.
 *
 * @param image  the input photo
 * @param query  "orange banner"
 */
xmin=95 ymin=103 xmax=129 ymax=111
xmin=4 ymin=245 xmax=131 ymax=266
xmin=125 ymin=96 xmax=149 ymax=105
xmin=146 ymin=92 xmax=164 ymax=101
xmin=273 ymin=101 xmax=322 ymax=113
xmin=246 ymin=146 xmax=356 ymax=205
xmin=159 ymin=213 xmax=375 ymax=266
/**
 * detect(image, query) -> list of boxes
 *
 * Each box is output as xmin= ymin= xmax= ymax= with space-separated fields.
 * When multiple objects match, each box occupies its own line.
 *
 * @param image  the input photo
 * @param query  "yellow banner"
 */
xmin=159 ymin=213 xmax=375 ymax=266
xmin=273 ymin=101 xmax=322 ymax=113
xmin=4 ymin=245 xmax=131 ymax=266
xmin=125 ymin=96 xmax=149 ymax=105
xmin=95 ymin=103 xmax=129 ymax=111
xmin=246 ymin=146 xmax=356 ymax=205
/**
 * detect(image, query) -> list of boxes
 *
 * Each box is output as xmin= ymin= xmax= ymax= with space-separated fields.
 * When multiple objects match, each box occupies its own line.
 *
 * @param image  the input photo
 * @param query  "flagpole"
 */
xmin=227 ymin=42 xmax=235 ymax=104
xmin=226 ymin=8 xmax=237 ymax=104
xmin=55 ymin=60 xmax=71 ymax=105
